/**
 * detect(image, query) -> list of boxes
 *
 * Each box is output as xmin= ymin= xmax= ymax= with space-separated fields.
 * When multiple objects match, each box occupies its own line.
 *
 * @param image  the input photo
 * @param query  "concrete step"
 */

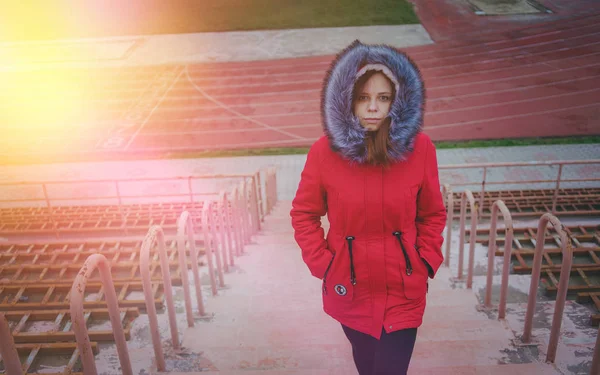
xmin=408 ymin=362 xmax=562 ymax=374
xmin=162 ymin=201 xmax=564 ymax=375
xmin=166 ymin=362 xmax=562 ymax=374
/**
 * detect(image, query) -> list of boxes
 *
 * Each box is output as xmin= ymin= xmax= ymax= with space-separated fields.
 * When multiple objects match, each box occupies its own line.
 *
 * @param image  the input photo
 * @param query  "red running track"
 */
xmin=1 ymin=0 xmax=599 ymax=162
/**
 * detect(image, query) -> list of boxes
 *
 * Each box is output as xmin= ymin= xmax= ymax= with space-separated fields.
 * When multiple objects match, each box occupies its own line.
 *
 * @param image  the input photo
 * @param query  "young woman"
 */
xmin=290 ymin=40 xmax=446 ymax=374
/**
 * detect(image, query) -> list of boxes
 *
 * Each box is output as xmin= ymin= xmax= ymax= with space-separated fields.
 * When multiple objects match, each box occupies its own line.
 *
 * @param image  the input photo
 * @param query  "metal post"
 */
xmin=182 ymin=211 xmax=205 ymax=316
xmin=202 ymin=203 xmax=219 ymax=296
xmin=484 ymin=200 xmax=514 ymax=319
xmin=551 ymin=164 xmax=563 ymax=214
xmin=250 ymin=176 xmax=261 ymax=233
xmin=238 ymin=180 xmax=249 ymax=245
xmin=255 ymin=171 xmax=265 ymax=222
xmin=140 ymin=225 xmax=180 ymax=372
xmin=522 ymin=213 xmax=573 ymax=364
xmin=0 ymin=312 xmax=23 ymax=375
xmin=479 ymin=167 xmax=487 ymax=218
xmin=444 ymin=185 xmax=454 ymax=268
xmin=466 ymin=190 xmax=478 ymax=289
xmin=231 ymin=186 xmax=243 ymax=256
xmin=208 ymin=201 xmax=225 ymax=288
xmin=70 ymin=254 xmax=133 ymax=375
xmin=458 ymin=194 xmax=466 ymax=280
xmin=219 ymin=192 xmax=234 ymax=269
xmin=176 ymin=213 xmax=195 ymax=328
xmin=222 ymin=192 xmax=235 ymax=267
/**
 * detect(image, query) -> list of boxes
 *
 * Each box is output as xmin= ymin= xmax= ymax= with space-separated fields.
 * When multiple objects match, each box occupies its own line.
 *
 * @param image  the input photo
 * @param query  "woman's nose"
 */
xmin=368 ymin=99 xmax=378 ymax=111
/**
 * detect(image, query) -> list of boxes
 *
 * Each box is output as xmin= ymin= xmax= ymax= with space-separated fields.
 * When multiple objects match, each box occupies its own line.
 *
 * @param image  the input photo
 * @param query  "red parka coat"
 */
xmin=290 ymin=41 xmax=446 ymax=339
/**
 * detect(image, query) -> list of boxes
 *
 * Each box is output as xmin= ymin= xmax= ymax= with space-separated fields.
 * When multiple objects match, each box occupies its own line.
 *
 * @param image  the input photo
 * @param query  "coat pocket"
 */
xmin=399 ymin=240 xmax=428 ymax=300
xmin=322 ymin=241 xmax=354 ymax=306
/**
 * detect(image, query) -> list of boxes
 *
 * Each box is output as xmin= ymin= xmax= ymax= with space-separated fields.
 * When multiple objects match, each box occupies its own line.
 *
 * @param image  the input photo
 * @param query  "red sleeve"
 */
xmin=290 ymin=141 xmax=333 ymax=279
xmin=416 ymin=136 xmax=447 ymax=278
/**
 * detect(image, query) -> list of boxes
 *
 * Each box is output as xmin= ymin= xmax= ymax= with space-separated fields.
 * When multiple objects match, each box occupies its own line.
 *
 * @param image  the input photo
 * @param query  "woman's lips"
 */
xmin=364 ymin=118 xmax=381 ymax=124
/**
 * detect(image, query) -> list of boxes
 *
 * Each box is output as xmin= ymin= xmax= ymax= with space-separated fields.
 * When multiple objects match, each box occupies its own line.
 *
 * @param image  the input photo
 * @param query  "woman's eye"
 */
xmin=380 ymin=96 xmax=390 ymax=101
xmin=359 ymin=95 xmax=369 ymax=101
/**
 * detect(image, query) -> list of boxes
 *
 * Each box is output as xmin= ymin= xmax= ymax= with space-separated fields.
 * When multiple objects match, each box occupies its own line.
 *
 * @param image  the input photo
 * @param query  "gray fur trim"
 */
xmin=321 ymin=40 xmax=425 ymax=163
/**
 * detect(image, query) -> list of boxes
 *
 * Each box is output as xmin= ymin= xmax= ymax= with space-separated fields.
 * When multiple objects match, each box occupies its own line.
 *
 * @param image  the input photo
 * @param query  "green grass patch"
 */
xmin=3 ymin=0 xmax=420 ymax=41
xmin=191 ymin=0 xmax=421 ymax=32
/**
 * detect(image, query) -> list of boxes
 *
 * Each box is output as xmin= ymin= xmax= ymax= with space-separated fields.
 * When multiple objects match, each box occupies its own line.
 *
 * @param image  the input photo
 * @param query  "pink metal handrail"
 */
xmin=215 ymin=196 xmax=229 ymax=274
xmin=0 ymin=312 xmax=22 ymax=375
xmin=457 ymin=189 xmax=478 ymax=288
xmin=202 ymin=202 xmax=221 ymax=295
xmin=177 ymin=211 xmax=205 ymax=326
xmin=254 ymin=170 xmax=265 ymax=222
xmin=0 ymin=173 xmax=270 ymax=186
xmin=265 ymin=166 xmax=278 ymax=215
xmin=140 ymin=225 xmax=180 ymax=372
xmin=231 ymin=185 xmax=244 ymax=257
xmin=219 ymin=191 xmax=235 ymax=268
xmin=249 ymin=175 xmax=261 ymax=233
xmin=442 ymin=184 xmax=454 ymax=268
xmin=69 ymin=254 xmax=133 ymax=375
xmin=522 ymin=213 xmax=573 ymax=363
xmin=439 ymin=159 xmax=600 ymax=216
xmin=484 ymin=200 xmax=514 ymax=319
xmin=240 ymin=179 xmax=251 ymax=244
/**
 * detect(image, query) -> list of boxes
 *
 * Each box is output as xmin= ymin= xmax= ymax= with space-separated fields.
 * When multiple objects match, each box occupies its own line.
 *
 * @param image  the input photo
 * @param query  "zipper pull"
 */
xmin=393 ymin=231 xmax=413 ymax=276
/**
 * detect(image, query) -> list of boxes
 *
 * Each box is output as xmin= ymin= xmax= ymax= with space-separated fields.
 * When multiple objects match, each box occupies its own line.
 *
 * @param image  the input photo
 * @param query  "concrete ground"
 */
xmin=89 ymin=199 xmax=589 ymax=374
xmin=1 ymin=25 xmax=432 ymax=71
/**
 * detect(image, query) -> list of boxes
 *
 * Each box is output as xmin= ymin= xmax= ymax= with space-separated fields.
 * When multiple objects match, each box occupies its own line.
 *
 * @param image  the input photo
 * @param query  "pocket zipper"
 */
xmin=392 ymin=231 xmax=413 ymax=276
xmin=322 ymin=254 xmax=335 ymax=295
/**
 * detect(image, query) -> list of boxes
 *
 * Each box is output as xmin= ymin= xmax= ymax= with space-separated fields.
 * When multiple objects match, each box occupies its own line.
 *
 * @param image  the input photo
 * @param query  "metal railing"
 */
xmin=442 ymin=184 xmax=453 ymax=268
xmin=0 ymin=167 xmax=277 ymax=374
xmin=457 ymin=189 xmax=478 ymax=288
xmin=230 ymin=184 xmax=244 ymax=257
xmin=446 ymin=179 xmax=582 ymax=365
xmin=177 ymin=210 xmax=205 ymax=321
xmin=0 ymin=167 xmax=277 ymax=238
xmin=522 ymin=213 xmax=573 ymax=363
xmin=69 ymin=254 xmax=133 ymax=375
xmin=439 ymin=159 xmax=600 ymax=217
xmin=447 ymin=183 xmax=577 ymax=364
xmin=140 ymin=225 xmax=179 ymax=371
xmin=202 ymin=201 xmax=223 ymax=295
xmin=218 ymin=191 xmax=234 ymax=270
xmin=483 ymin=200 xmax=514 ymax=319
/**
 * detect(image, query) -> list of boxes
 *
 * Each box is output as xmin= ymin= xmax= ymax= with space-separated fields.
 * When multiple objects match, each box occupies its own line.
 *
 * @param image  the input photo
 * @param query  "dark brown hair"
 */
xmin=352 ymin=70 xmax=396 ymax=166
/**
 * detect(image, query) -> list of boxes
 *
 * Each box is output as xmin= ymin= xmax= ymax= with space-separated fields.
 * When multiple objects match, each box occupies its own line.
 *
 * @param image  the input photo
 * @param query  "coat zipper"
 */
xmin=392 ymin=231 xmax=413 ymax=276
xmin=322 ymin=254 xmax=335 ymax=295
xmin=346 ymin=236 xmax=356 ymax=286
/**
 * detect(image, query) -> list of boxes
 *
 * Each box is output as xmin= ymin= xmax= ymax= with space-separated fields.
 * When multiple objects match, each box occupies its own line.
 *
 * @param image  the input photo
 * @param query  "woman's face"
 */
xmin=353 ymin=72 xmax=393 ymax=131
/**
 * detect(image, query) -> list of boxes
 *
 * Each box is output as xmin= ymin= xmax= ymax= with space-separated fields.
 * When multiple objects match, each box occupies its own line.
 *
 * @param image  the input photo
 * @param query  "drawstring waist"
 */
xmin=323 ymin=232 xmax=415 ymax=294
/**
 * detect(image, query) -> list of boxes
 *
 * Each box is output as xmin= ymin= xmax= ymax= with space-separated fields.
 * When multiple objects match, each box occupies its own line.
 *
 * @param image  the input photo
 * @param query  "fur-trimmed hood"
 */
xmin=321 ymin=40 xmax=425 ymax=163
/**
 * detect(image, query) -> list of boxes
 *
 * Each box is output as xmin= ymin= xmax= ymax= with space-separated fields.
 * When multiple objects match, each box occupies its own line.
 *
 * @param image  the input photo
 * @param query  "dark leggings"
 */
xmin=341 ymin=324 xmax=417 ymax=375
